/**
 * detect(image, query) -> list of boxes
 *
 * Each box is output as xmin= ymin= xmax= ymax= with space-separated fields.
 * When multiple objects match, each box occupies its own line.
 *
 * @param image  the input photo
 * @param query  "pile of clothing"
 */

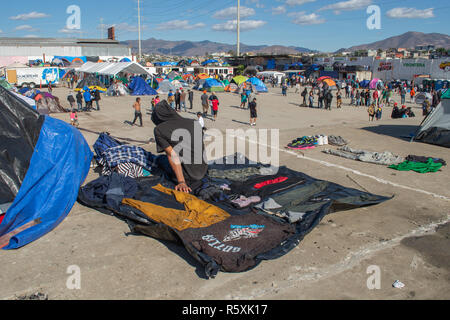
xmin=78 ymin=150 xmax=392 ymax=278
xmin=93 ymin=133 xmax=155 ymax=178
xmin=328 ymin=135 xmax=349 ymax=147
xmin=389 ymin=155 xmax=446 ymax=173
xmin=286 ymin=135 xmax=328 ymax=150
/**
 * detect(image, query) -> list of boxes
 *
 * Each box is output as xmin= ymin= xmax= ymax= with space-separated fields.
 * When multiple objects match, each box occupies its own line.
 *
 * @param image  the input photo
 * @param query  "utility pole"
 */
xmin=237 ymin=0 xmax=240 ymax=57
xmin=138 ymin=0 xmax=142 ymax=63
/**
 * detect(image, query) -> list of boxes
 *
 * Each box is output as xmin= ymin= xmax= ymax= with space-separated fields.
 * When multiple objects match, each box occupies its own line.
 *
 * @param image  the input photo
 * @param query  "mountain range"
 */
xmin=122 ymin=32 xmax=450 ymax=57
xmin=121 ymin=38 xmax=315 ymax=56
xmin=338 ymin=32 xmax=450 ymax=53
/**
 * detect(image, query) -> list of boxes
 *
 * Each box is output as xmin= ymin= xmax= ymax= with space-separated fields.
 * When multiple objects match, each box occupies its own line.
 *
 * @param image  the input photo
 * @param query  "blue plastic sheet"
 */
xmin=0 ymin=116 xmax=92 ymax=249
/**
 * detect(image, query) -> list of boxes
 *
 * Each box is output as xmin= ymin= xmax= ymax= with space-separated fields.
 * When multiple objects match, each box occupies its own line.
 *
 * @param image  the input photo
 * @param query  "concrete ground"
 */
xmin=1 ymin=84 xmax=449 ymax=300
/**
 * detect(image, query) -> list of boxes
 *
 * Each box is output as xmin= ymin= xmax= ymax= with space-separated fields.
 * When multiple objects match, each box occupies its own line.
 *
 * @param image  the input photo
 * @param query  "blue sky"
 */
xmin=1 ymin=0 xmax=449 ymax=52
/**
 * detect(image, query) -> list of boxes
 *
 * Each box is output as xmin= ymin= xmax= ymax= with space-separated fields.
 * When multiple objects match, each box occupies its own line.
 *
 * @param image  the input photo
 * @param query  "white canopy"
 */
xmin=78 ymin=62 xmax=153 ymax=76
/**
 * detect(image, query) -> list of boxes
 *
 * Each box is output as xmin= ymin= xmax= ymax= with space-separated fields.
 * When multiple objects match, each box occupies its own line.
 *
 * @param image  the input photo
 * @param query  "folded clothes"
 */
xmin=287 ymin=136 xmax=318 ymax=149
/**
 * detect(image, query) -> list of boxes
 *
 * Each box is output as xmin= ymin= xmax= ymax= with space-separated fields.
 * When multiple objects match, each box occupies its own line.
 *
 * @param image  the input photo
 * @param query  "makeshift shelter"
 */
xmin=35 ymin=93 xmax=66 ymax=114
xmin=128 ymin=77 xmax=158 ymax=96
xmin=0 ymin=85 xmax=92 ymax=249
xmin=369 ymin=78 xmax=383 ymax=90
xmin=202 ymin=59 xmax=219 ymax=66
xmin=197 ymin=73 xmax=209 ymax=80
xmin=10 ymin=91 xmax=36 ymax=110
xmin=166 ymin=71 xmax=179 ymax=80
xmin=414 ymin=92 xmax=433 ymax=105
xmin=157 ymin=80 xmax=177 ymax=94
xmin=203 ymin=78 xmax=225 ymax=92
xmin=321 ymin=78 xmax=337 ymax=90
xmin=413 ymin=97 xmax=450 ymax=148
xmin=232 ymin=75 xmax=248 ymax=86
xmin=359 ymin=80 xmax=370 ymax=88
xmin=243 ymin=66 xmax=261 ymax=77
xmin=193 ymin=79 xmax=207 ymax=91
xmin=246 ymin=77 xmax=268 ymax=93
xmin=75 ymin=76 xmax=107 ymax=92
xmin=106 ymin=82 xmax=130 ymax=96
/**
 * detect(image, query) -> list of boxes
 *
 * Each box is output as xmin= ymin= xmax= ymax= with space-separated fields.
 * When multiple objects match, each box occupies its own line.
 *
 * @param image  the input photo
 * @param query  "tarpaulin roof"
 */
xmin=78 ymin=62 xmax=153 ymax=76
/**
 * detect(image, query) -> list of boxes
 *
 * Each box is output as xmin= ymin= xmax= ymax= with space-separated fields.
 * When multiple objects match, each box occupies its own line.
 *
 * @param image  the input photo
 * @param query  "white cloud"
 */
xmin=14 ymin=25 xmax=37 ymax=31
xmin=10 ymin=11 xmax=50 ymax=20
xmin=319 ymin=0 xmax=372 ymax=14
xmin=289 ymin=11 xmax=326 ymax=25
xmin=247 ymin=0 xmax=264 ymax=8
xmin=58 ymin=27 xmax=84 ymax=34
xmin=272 ymin=6 xmax=287 ymax=15
xmin=386 ymin=7 xmax=434 ymax=19
xmin=286 ymin=0 xmax=316 ymax=6
xmin=24 ymin=35 xmax=39 ymax=38
xmin=213 ymin=6 xmax=256 ymax=19
xmin=156 ymin=20 xmax=206 ymax=30
xmin=212 ymin=20 xmax=267 ymax=32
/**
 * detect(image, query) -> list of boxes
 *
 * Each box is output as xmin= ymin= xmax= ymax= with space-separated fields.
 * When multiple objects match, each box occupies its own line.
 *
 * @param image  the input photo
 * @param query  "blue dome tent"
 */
xmin=129 ymin=77 xmax=158 ymax=96
xmin=246 ymin=77 xmax=268 ymax=93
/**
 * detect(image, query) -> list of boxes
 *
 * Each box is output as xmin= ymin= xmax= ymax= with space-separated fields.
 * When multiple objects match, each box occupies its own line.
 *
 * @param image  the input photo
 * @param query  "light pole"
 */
xmin=138 ymin=0 xmax=142 ymax=63
xmin=237 ymin=0 xmax=240 ymax=57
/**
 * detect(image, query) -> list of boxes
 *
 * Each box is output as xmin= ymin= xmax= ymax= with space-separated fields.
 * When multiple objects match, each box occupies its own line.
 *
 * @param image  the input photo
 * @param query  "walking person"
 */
xmin=336 ymin=90 xmax=342 ymax=108
xmin=76 ymin=90 xmax=83 ymax=111
xmin=240 ymin=91 xmax=248 ymax=109
xmin=48 ymin=81 xmax=53 ymax=94
xmin=201 ymin=90 xmax=209 ymax=116
xmin=83 ymin=88 xmax=92 ymax=111
xmin=67 ymin=91 xmax=76 ymax=111
xmin=249 ymin=97 xmax=257 ymax=126
xmin=174 ymin=89 xmax=181 ymax=111
xmin=368 ymin=103 xmax=376 ymax=121
xmin=168 ymin=90 xmax=175 ymax=109
xmin=131 ymin=97 xmax=143 ymax=127
xmin=318 ymin=88 xmax=323 ymax=109
xmin=308 ymin=91 xmax=314 ymax=108
xmin=188 ymin=89 xmax=194 ymax=109
xmin=301 ymin=87 xmax=308 ymax=106
xmin=355 ymin=89 xmax=360 ymax=107
xmin=210 ymin=93 xmax=219 ymax=121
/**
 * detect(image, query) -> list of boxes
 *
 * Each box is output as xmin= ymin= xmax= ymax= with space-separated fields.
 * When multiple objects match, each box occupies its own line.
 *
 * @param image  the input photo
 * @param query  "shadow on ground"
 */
xmin=360 ymin=124 xmax=420 ymax=141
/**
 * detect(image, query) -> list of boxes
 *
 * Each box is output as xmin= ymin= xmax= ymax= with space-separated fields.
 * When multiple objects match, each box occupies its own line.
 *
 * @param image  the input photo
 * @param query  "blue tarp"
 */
xmin=120 ymin=58 xmax=131 ymax=62
xmin=129 ymin=77 xmax=158 ymax=96
xmin=202 ymin=59 xmax=218 ymax=66
xmin=0 ymin=116 xmax=92 ymax=249
xmin=246 ymin=77 xmax=268 ymax=92
xmin=359 ymin=80 xmax=370 ymax=88
xmin=266 ymin=59 xmax=276 ymax=70
xmin=319 ymin=70 xmax=339 ymax=79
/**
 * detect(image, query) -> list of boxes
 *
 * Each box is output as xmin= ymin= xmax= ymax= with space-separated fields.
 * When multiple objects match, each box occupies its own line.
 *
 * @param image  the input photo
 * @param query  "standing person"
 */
xmin=188 ymin=89 xmax=194 ymax=109
xmin=366 ymin=89 xmax=371 ymax=106
xmin=281 ymin=83 xmax=287 ymax=96
xmin=70 ymin=110 xmax=79 ymax=127
xmin=400 ymin=87 xmax=406 ymax=105
xmin=48 ymin=81 xmax=52 ymax=94
xmin=71 ymin=76 xmax=76 ymax=89
xmin=355 ymin=90 xmax=361 ymax=107
xmin=168 ymin=90 xmax=175 ymax=109
xmin=83 ymin=88 xmax=92 ymax=111
xmin=325 ymin=90 xmax=333 ymax=110
xmin=174 ymin=89 xmax=181 ymax=111
xmin=336 ymin=90 xmax=342 ymax=108
xmin=376 ymin=103 xmax=383 ymax=120
xmin=373 ymin=89 xmax=379 ymax=107
xmin=76 ymin=90 xmax=83 ymax=111
xmin=249 ymin=97 xmax=257 ymax=126
xmin=240 ymin=91 xmax=248 ymax=109
xmin=210 ymin=93 xmax=219 ymax=121
xmin=368 ymin=103 xmax=376 ymax=121
xmin=131 ymin=97 xmax=143 ymax=127
xmin=350 ymin=87 xmax=355 ymax=105
xmin=66 ymin=76 xmax=71 ymax=89
xmin=308 ymin=91 xmax=314 ymax=108
xmin=180 ymin=89 xmax=187 ymax=112
xmin=295 ymin=82 xmax=300 ymax=93
xmin=201 ymin=90 xmax=209 ymax=116
xmin=318 ymin=88 xmax=324 ymax=109
xmin=410 ymin=87 xmax=415 ymax=103
xmin=67 ymin=91 xmax=76 ymax=111
xmin=301 ymin=87 xmax=308 ymax=106
xmin=197 ymin=112 xmax=205 ymax=131
xmin=93 ymin=89 xmax=101 ymax=111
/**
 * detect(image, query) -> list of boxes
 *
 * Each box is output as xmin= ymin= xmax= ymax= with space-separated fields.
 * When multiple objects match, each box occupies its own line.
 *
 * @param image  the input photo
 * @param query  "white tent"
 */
xmin=106 ymin=82 xmax=130 ymax=96
xmin=78 ymin=62 xmax=153 ymax=77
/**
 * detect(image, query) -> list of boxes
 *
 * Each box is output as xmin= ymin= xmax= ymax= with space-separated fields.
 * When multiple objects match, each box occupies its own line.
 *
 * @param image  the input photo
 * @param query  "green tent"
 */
xmin=0 ymin=79 xmax=13 ymax=90
xmin=441 ymin=89 xmax=450 ymax=100
xmin=221 ymin=79 xmax=230 ymax=86
xmin=232 ymin=75 xmax=248 ymax=86
xmin=173 ymin=76 xmax=183 ymax=81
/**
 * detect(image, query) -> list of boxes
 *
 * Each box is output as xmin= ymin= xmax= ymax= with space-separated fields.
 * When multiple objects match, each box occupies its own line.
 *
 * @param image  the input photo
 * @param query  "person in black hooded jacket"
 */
xmin=151 ymin=100 xmax=207 ymax=193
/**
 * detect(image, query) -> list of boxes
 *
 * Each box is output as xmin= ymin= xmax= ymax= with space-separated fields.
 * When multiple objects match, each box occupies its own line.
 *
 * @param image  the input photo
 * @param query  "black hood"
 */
xmin=151 ymin=100 xmax=183 ymax=125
